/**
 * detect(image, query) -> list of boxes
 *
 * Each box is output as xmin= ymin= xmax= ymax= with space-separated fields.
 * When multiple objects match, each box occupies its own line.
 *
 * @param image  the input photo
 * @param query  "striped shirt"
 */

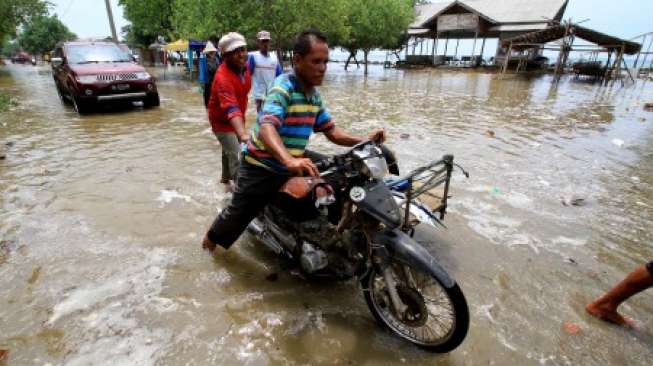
xmin=244 ymin=72 xmax=335 ymax=173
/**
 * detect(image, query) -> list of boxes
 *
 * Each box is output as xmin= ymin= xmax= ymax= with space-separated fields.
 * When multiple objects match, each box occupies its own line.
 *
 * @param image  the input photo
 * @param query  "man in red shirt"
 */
xmin=208 ymin=32 xmax=252 ymax=191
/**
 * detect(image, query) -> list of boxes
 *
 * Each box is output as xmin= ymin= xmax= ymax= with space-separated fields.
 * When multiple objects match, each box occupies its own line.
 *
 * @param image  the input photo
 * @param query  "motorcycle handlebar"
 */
xmin=315 ymin=158 xmax=333 ymax=172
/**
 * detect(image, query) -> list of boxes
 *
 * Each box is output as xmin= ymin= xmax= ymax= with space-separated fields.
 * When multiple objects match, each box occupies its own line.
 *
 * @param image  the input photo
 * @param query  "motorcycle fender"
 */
xmin=375 ymin=229 xmax=455 ymax=289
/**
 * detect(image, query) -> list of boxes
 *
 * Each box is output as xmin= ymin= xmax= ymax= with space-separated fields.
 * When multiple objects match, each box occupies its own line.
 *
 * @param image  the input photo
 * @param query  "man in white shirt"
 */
xmin=248 ymin=30 xmax=283 ymax=112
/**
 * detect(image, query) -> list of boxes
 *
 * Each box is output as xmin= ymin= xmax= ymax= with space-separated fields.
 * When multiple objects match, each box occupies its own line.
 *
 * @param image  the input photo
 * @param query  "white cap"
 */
xmin=257 ymin=31 xmax=271 ymax=41
xmin=202 ymin=41 xmax=217 ymax=54
xmin=218 ymin=32 xmax=247 ymax=53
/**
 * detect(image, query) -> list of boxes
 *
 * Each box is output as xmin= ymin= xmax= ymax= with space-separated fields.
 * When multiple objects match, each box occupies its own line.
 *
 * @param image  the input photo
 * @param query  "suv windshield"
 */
xmin=66 ymin=44 xmax=132 ymax=64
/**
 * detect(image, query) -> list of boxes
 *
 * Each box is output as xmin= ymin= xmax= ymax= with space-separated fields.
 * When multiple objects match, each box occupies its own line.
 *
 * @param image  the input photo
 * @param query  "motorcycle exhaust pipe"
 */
xmin=247 ymin=219 xmax=284 ymax=254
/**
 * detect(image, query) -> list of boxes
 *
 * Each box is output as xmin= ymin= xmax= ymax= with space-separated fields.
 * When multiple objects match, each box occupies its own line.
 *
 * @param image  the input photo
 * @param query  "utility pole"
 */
xmin=104 ymin=0 xmax=118 ymax=42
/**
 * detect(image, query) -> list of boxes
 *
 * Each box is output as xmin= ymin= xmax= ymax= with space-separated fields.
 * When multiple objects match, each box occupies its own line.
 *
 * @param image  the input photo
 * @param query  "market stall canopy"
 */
xmin=165 ymin=39 xmax=189 ymax=51
xmin=148 ymin=42 xmax=165 ymax=50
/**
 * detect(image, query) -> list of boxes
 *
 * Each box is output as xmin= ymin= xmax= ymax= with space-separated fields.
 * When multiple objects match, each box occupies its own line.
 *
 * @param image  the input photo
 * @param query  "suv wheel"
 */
xmin=55 ymin=81 xmax=71 ymax=105
xmin=143 ymin=93 xmax=160 ymax=108
xmin=72 ymin=95 xmax=94 ymax=114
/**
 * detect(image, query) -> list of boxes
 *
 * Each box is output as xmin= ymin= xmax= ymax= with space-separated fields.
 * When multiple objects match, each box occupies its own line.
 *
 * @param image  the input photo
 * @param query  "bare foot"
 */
xmin=202 ymin=234 xmax=216 ymax=252
xmin=585 ymin=302 xmax=636 ymax=328
xmin=220 ymin=180 xmax=233 ymax=193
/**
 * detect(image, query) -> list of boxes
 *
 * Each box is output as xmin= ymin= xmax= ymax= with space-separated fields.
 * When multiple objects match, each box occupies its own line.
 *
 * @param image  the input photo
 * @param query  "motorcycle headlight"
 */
xmin=362 ymin=155 xmax=389 ymax=180
xmin=76 ymin=75 xmax=97 ymax=84
xmin=135 ymin=72 xmax=151 ymax=80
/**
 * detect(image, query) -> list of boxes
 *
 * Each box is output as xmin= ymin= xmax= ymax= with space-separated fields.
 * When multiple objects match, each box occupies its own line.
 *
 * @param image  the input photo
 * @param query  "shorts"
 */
xmin=214 ymin=131 xmax=240 ymax=183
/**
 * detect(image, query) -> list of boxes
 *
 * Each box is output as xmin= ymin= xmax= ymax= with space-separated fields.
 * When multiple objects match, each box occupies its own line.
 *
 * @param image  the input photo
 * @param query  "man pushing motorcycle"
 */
xmin=202 ymin=29 xmax=386 ymax=253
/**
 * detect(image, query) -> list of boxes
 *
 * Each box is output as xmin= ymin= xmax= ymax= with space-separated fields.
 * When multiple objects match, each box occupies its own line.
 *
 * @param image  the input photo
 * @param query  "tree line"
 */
xmin=1 ymin=0 xmax=419 ymax=74
xmin=1 ymin=0 xmax=76 ymax=57
xmin=121 ymin=0 xmax=417 ymax=74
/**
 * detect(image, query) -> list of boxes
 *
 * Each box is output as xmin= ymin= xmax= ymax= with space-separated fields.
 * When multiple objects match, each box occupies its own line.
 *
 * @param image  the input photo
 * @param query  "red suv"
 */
xmin=52 ymin=41 xmax=159 ymax=113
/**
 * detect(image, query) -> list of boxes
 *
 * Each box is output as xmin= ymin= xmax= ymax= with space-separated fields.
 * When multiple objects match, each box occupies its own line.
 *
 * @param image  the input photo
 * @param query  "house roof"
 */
xmin=411 ymin=0 xmax=569 ymax=28
xmin=504 ymin=24 xmax=642 ymax=54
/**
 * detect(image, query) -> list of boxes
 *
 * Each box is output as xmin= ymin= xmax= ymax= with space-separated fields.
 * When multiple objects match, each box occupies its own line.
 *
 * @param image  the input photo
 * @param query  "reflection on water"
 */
xmin=1 ymin=63 xmax=652 ymax=365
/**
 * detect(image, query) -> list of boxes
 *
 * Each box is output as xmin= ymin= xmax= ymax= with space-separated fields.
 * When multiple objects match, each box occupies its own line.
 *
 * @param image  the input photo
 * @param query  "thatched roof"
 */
xmin=503 ymin=24 xmax=642 ymax=54
xmin=412 ymin=0 xmax=568 ymax=29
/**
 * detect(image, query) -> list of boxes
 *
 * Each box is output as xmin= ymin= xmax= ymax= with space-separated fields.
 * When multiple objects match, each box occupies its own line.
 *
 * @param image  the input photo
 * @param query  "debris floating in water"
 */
xmin=485 ymin=130 xmax=496 ymax=138
xmin=157 ymin=190 xmax=192 ymax=205
xmin=564 ymin=257 xmax=577 ymax=265
xmin=611 ymin=139 xmax=624 ymax=148
xmin=644 ymin=102 xmax=653 ymax=111
xmin=561 ymin=195 xmax=586 ymax=207
xmin=562 ymin=321 xmax=581 ymax=335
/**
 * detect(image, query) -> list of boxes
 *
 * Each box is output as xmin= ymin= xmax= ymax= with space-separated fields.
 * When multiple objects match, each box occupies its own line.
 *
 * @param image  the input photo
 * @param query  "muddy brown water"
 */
xmin=1 ymin=63 xmax=652 ymax=365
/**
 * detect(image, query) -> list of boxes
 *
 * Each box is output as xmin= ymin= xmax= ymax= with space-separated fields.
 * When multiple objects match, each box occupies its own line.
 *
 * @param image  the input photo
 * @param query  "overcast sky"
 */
xmin=50 ymin=0 xmax=653 ymax=42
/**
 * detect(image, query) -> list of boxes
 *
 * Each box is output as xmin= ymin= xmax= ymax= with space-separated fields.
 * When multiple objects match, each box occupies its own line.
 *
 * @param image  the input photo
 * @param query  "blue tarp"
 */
xmin=198 ymin=54 xmax=207 ymax=84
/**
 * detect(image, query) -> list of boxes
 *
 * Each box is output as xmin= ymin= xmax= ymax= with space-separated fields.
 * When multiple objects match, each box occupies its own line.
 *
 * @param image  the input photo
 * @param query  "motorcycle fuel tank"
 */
xmin=350 ymin=181 xmax=402 ymax=229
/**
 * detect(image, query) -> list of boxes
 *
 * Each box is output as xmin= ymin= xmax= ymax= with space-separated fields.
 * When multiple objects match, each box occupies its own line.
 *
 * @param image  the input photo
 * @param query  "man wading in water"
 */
xmin=202 ymin=29 xmax=385 ymax=253
xmin=248 ymin=30 xmax=283 ymax=113
xmin=207 ymin=32 xmax=251 ymax=192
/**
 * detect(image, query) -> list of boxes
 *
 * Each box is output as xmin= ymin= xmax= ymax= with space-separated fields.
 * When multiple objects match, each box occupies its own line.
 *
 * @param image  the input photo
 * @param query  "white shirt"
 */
xmin=248 ymin=51 xmax=283 ymax=100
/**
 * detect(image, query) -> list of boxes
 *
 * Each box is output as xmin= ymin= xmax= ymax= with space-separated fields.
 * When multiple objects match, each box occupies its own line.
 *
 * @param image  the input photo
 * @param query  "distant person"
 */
xmin=202 ymin=41 xmax=219 ymax=108
xmin=248 ymin=30 xmax=283 ymax=112
xmin=586 ymin=261 xmax=653 ymax=328
xmin=207 ymin=32 xmax=252 ymax=192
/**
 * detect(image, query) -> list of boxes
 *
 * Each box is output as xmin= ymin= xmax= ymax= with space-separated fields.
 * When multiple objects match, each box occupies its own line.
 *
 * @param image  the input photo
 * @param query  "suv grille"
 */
xmin=97 ymin=73 xmax=139 ymax=82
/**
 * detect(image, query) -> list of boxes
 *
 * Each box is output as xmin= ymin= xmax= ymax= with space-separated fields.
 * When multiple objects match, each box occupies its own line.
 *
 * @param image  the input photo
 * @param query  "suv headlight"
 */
xmin=135 ymin=72 xmax=151 ymax=80
xmin=76 ymin=75 xmax=97 ymax=83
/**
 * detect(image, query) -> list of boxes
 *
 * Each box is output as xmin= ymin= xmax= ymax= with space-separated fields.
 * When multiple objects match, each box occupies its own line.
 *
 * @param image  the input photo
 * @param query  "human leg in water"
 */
xmin=586 ymin=262 xmax=653 ymax=328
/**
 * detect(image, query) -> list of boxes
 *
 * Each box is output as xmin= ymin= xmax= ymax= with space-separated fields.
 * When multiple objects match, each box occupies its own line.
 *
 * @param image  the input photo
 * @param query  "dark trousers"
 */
xmin=203 ymin=83 xmax=211 ymax=108
xmin=207 ymin=151 xmax=329 ymax=249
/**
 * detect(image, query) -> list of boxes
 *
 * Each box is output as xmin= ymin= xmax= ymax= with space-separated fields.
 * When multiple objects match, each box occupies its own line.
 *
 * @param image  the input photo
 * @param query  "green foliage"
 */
xmin=171 ymin=0 xmax=349 ymax=57
xmin=18 ymin=15 xmax=75 ymax=55
xmin=122 ymin=0 xmax=414 ymax=70
xmin=341 ymin=0 xmax=415 ymax=74
xmin=119 ymin=0 xmax=174 ymax=47
xmin=0 ymin=0 xmax=50 ymax=42
xmin=1 ymin=38 xmax=20 ymax=57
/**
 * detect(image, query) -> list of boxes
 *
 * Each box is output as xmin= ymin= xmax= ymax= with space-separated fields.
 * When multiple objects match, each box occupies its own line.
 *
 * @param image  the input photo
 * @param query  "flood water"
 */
xmin=1 ymin=62 xmax=652 ymax=365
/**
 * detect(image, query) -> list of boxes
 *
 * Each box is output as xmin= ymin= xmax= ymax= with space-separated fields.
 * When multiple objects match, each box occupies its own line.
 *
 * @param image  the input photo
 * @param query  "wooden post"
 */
xmin=611 ymin=45 xmax=625 ymax=86
xmin=420 ymin=38 xmax=424 ymax=55
xmin=480 ymin=37 xmax=486 ymax=63
xmin=637 ymin=36 xmax=653 ymax=75
xmin=471 ymin=29 xmax=478 ymax=66
xmin=444 ymin=34 xmax=449 ymax=57
xmin=431 ymin=35 xmax=436 ymax=65
xmin=622 ymin=58 xmax=635 ymax=83
xmin=501 ymin=42 xmax=513 ymax=76
xmin=602 ymin=50 xmax=613 ymax=84
xmin=412 ymin=37 xmax=417 ymax=55
xmin=632 ymin=34 xmax=645 ymax=69
xmin=434 ymin=32 xmax=439 ymax=64
xmin=554 ymin=23 xmax=571 ymax=81
xmin=454 ymin=38 xmax=460 ymax=60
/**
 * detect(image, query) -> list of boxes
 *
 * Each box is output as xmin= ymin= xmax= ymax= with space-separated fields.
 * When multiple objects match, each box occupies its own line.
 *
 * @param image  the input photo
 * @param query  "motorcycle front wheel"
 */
xmin=363 ymin=264 xmax=469 ymax=352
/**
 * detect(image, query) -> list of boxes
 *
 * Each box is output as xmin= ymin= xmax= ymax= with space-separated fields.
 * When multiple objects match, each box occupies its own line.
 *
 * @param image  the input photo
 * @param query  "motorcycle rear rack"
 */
xmin=387 ymin=155 xmax=468 ymax=230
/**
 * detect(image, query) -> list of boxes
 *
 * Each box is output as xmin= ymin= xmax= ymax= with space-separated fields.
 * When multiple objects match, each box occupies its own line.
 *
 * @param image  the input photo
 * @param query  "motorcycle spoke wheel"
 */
xmin=364 ymin=264 xmax=468 ymax=352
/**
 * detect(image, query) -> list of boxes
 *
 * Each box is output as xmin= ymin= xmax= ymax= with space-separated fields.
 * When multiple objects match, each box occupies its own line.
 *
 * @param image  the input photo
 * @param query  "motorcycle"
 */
xmin=246 ymin=140 xmax=470 ymax=352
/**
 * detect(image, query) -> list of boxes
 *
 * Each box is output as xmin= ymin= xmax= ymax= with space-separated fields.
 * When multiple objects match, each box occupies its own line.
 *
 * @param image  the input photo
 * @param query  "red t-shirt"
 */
xmin=208 ymin=63 xmax=252 ymax=133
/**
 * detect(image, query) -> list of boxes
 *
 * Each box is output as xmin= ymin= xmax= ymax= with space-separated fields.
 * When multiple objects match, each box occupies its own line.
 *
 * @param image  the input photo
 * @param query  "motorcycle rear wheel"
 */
xmin=363 ymin=264 xmax=469 ymax=352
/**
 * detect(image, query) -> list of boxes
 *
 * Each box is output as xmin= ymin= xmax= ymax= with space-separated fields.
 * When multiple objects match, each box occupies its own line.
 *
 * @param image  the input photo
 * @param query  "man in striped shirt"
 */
xmin=202 ymin=29 xmax=385 ymax=253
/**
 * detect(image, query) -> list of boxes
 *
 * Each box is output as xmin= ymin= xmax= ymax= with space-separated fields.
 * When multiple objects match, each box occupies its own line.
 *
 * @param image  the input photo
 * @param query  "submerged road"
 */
xmin=1 ymin=63 xmax=652 ymax=365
